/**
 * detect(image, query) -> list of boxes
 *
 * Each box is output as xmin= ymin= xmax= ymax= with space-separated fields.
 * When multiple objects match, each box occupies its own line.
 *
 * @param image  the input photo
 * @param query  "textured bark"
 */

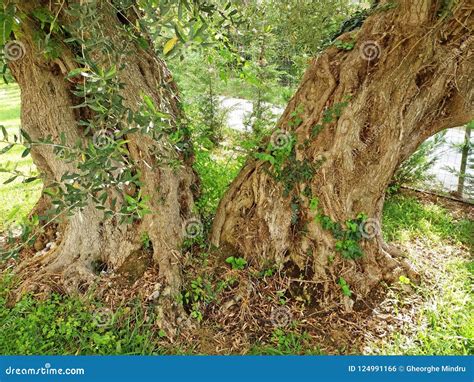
xmin=212 ymin=0 xmax=473 ymax=303
xmin=7 ymin=1 xmax=197 ymax=323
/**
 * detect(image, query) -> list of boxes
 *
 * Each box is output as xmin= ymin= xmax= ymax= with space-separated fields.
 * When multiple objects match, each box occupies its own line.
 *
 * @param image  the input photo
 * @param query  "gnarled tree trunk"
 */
xmin=6 ymin=1 xmax=197 ymax=326
xmin=212 ymin=0 xmax=473 ymax=306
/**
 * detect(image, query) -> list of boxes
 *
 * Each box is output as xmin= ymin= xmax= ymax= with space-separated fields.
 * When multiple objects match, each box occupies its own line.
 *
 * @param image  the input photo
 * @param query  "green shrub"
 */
xmin=388 ymin=131 xmax=446 ymax=194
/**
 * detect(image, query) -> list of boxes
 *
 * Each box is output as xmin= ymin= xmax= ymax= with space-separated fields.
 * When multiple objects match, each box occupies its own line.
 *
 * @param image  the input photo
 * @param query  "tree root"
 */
xmin=379 ymin=242 xmax=420 ymax=284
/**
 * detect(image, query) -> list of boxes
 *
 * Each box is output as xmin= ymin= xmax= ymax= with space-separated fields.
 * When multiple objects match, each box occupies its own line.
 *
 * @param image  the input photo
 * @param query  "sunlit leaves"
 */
xmin=0 ymin=143 xmax=13 ymax=155
xmin=137 ymin=0 xmax=242 ymax=59
xmin=0 ymin=2 xmax=15 ymax=46
xmin=0 ymin=2 xmax=18 ymax=81
xmin=163 ymin=36 xmax=179 ymax=54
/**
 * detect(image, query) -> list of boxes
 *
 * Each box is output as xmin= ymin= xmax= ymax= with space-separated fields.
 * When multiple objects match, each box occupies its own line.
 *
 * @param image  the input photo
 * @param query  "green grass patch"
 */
xmin=0 ymin=275 xmax=164 ymax=355
xmin=371 ymin=258 xmax=473 ymax=355
xmin=193 ymin=148 xmax=244 ymax=221
xmin=0 ymin=82 xmax=42 ymax=231
xmin=370 ymin=194 xmax=474 ymax=355
xmin=382 ymin=194 xmax=473 ymax=250
xmin=250 ymin=328 xmax=323 ymax=355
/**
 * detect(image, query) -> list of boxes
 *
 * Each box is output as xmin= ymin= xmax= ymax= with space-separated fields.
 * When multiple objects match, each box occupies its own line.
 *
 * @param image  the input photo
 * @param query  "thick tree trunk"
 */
xmin=6 ymin=1 xmax=197 ymax=326
xmin=212 ymin=0 xmax=473 ymax=306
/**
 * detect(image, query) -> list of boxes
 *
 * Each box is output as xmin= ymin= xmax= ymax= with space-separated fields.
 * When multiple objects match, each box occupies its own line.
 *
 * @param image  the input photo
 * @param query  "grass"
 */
xmin=365 ymin=194 xmax=474 ymax=355
xmin=249 ymin=328 xmax=324 ymax=355
xmin=193 ymin=147 xmax=244 ymax=222
xmin=376 ymin=259 xmax=473 ymax=355
xmin=383 ymin=194 xmax=473 ymax=249
xmin=0 ymin=275 xmax=164 ymax=355
xmin=0 ymin=83 xmax=42 ymax=231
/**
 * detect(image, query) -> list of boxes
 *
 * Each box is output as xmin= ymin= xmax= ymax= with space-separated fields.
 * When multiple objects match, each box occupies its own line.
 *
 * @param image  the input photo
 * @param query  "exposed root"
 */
xmin=380 ymin=242 xmax=420 ymax=283
xmin=172 ymin=233 xmax=431 ymax=353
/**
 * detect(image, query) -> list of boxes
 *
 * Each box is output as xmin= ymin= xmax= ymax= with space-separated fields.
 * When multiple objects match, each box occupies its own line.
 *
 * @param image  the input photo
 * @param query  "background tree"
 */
xmin=231 ymin=0 xmax=355 ymax=86
xmin=455 ymin=123 xmax=472 ymax=198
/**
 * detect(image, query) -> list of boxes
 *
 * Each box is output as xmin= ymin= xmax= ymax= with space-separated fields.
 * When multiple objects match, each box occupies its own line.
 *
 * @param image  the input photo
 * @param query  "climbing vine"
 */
xmin=310 ymin=197 xmax=368 ymax=260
